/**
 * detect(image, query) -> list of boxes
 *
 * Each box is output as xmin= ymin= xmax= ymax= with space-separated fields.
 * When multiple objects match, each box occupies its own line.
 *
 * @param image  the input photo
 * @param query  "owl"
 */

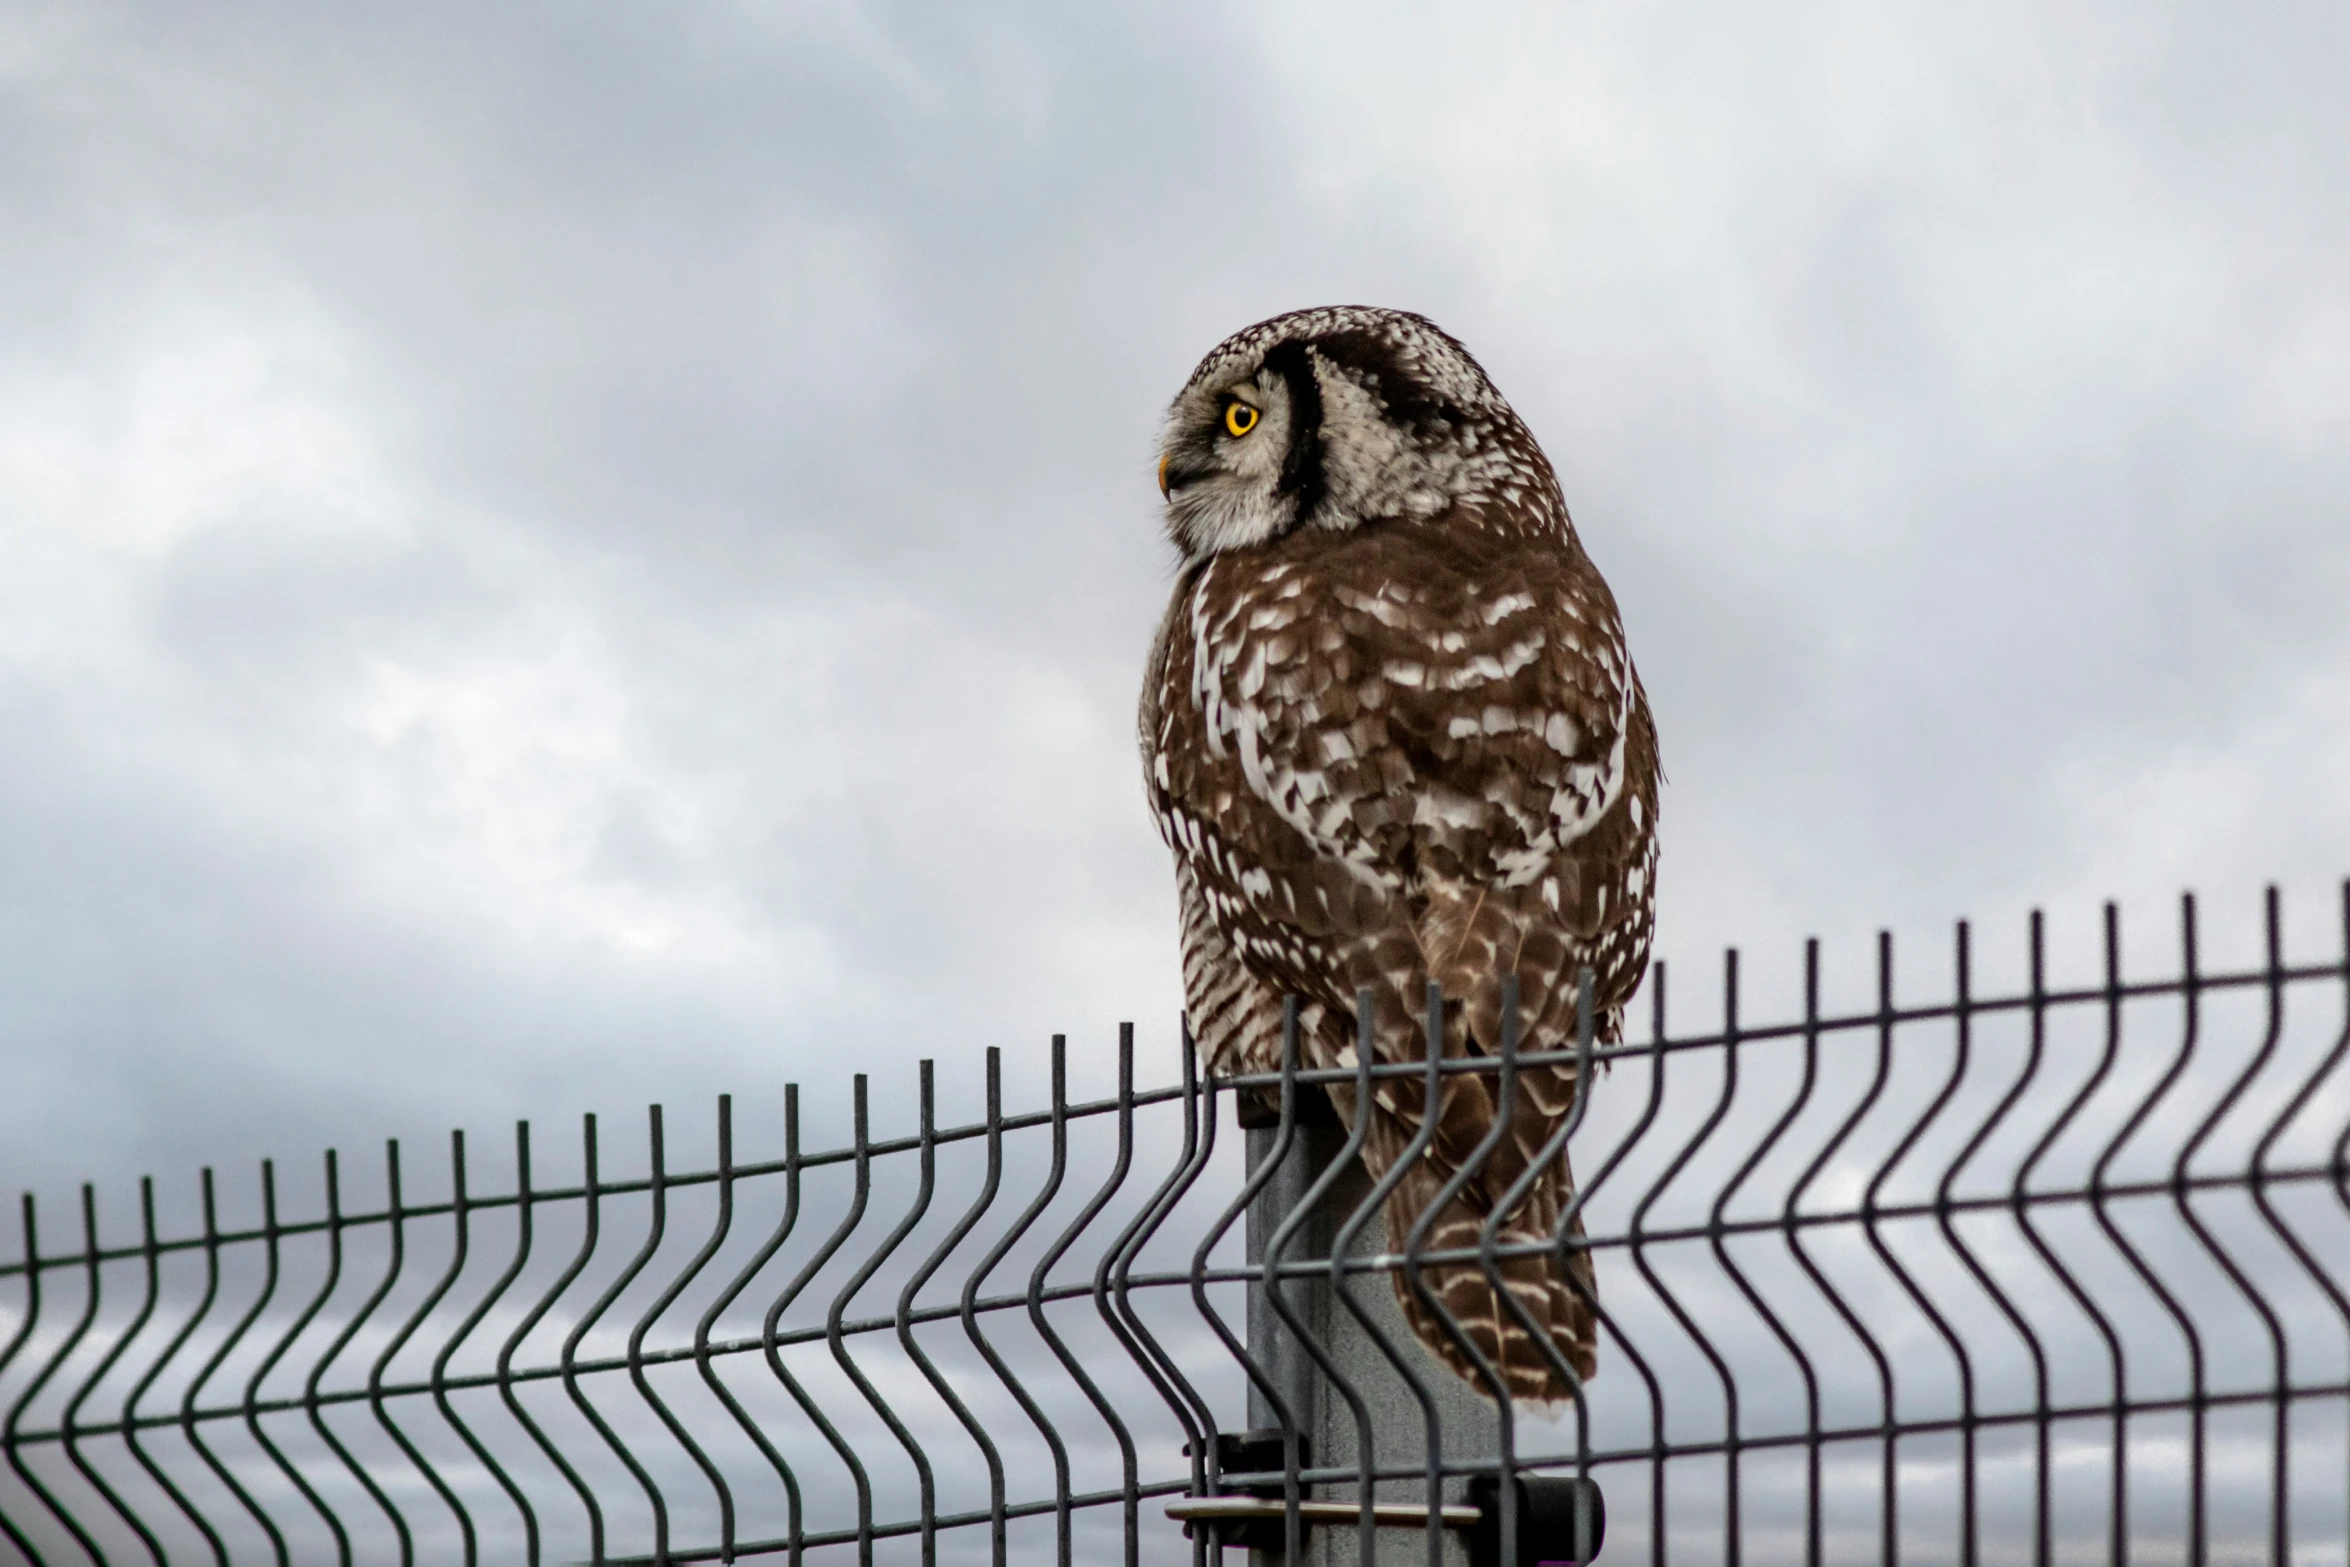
xmin=1139 ymin=306 xmax=1660 ymax=1405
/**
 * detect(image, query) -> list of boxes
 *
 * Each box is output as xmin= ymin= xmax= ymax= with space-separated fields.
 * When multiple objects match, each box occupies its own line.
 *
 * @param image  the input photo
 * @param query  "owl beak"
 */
xmin=1157 ymin=453 xmax=1172 ymax=500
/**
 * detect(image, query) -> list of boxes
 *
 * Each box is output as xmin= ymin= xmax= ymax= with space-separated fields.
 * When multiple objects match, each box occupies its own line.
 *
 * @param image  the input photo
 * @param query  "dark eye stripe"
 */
xmin=1259 ymin=341 xmax=1325 ymax=524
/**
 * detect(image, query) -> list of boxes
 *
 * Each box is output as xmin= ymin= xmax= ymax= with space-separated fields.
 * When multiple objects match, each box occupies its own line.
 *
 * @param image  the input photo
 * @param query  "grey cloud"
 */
xmin=0 ymin=1 xmax=2343 ymax=1244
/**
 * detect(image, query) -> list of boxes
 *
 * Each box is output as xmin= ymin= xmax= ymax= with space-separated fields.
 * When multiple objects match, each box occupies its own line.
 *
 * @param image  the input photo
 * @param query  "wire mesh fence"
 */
xmin=4 ymin=883 xmax=2350 ymax=1565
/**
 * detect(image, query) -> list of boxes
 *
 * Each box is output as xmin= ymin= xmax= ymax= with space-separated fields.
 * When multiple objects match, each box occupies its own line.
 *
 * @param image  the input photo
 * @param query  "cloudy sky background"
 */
xmin=3 ymin=0 xmax=2347 ymax=1214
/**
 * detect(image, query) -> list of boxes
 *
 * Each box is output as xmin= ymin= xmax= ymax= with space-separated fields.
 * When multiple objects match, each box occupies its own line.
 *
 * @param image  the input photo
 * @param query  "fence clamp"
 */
xmin=1465 ymin=1473 xmax=1606 ymax=1567
xmin=1166 ymin=1434 xmax=1604 ymax=1563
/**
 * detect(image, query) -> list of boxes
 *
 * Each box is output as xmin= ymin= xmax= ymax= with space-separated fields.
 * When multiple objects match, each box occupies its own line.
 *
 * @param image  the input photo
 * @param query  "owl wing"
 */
xmin=1147 ymin=519 xmax=1657 ymax=1064
xmin=1145 ymin=518 xmax=1657 ymax=1402
xmin=1144 ymin=560 xmax=1366 ymax=1078
xmin=1142 ymin=521 xmax=1654 ymax=1400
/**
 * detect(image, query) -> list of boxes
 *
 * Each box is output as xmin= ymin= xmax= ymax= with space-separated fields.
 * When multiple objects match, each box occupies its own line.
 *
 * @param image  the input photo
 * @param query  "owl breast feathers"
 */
xmin=1138 ymin=306 xmax=1659 ymax=1405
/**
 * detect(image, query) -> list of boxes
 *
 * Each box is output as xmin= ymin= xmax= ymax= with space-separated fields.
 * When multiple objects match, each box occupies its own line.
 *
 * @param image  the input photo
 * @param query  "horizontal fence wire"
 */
xmin=2 ymin=883 xmax=2348 ymax=1565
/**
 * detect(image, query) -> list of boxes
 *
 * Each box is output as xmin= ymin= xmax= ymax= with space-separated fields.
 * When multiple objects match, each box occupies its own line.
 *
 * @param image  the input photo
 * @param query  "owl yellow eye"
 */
xmin=1223 ymin=401 xmax=1260 ymax=438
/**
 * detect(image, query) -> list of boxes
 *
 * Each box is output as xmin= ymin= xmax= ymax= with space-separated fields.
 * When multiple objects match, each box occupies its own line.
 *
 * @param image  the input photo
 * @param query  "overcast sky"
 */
xmin=3 ymin=0 xmax=2347 ymax=1216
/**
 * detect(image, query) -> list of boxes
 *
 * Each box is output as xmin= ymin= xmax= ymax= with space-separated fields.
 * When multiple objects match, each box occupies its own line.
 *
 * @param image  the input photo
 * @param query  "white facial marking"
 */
xmin=1160 ymin=371 xmax=1296 ymax=555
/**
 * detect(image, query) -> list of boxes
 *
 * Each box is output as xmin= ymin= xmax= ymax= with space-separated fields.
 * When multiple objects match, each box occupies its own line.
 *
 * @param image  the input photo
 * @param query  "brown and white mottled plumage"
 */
xmin=1138 ymin=307 xmax=1660 ymax=1406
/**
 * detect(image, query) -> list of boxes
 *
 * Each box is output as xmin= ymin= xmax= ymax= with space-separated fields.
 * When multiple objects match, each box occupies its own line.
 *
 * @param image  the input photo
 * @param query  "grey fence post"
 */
xmin=1244 ymin=1097 xmax=1493 ymax=1567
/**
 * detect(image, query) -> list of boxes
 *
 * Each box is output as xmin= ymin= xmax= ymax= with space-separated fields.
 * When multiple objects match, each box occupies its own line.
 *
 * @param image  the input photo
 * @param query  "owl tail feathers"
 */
xmin=1382 ymin=1167 xmax=1598 ymax=1411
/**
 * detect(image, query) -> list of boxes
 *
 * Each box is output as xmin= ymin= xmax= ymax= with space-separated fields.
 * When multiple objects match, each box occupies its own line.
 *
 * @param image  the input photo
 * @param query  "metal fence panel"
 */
xmin=4 ymin=885 xmax=2348 ymax=1565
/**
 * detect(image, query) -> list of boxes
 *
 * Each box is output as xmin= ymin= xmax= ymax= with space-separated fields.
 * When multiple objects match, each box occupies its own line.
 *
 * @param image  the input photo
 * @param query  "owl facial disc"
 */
xmin=1156 ymin=305 xmax=1498 ymax=561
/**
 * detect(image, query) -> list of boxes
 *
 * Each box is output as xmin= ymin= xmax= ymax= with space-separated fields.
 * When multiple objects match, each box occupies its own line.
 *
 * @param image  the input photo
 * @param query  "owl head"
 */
xmin=1155 ymin=306 xmax=1528 ymax=560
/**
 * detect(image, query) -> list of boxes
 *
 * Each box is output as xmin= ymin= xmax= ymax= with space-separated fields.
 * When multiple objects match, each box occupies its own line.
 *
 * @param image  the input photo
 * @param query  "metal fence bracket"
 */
xmin=1465 ymin=1474 xmax=1604 ymax=1567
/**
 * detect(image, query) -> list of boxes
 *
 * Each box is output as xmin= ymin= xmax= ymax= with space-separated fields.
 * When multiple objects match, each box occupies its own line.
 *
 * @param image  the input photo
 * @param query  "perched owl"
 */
xmin=1139 ymin=307 xmax=1660 ymax=1405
